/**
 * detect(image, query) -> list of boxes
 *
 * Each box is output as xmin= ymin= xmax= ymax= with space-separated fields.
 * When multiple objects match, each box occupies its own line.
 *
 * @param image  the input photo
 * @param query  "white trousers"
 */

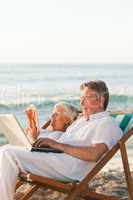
xmin=0 ymin=144 xmax=74 ymax=200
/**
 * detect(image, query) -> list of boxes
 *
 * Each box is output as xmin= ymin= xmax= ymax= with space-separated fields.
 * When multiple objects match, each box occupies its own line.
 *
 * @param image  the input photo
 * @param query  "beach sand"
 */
xmin=15 ymin=169 xmax=131 ymax=200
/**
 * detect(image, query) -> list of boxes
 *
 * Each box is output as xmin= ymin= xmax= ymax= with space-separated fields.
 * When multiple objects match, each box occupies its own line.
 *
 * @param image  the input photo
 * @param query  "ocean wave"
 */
xmin=0 ymin=96 xmax=80 ymax=109
xmin=110 ymin=86 xmax=133 ymax=96
xmin=0 ymin=94 xmax=132 ymax=109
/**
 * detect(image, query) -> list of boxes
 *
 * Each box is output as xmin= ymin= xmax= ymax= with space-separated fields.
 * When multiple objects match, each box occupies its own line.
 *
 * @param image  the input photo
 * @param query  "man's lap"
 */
xmin=0 ymin=144 xmax=73 ymax=181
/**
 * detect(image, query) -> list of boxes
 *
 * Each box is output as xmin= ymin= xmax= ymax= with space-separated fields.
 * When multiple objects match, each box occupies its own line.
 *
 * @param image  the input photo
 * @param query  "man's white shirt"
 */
xmin=37 ymin=111 xmax=122 ymax=181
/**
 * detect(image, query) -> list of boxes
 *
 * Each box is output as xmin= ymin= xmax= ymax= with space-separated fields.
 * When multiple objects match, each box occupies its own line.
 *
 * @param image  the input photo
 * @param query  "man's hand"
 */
xmin=32 ymin=138 xmax=58 ymax=149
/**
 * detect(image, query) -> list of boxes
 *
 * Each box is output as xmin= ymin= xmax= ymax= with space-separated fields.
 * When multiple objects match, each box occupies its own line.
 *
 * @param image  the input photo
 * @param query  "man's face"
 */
xmin=50 ymin=106 xmax=70 ymax=131
xmin=80 ymin=87 xmax=104 ymax=117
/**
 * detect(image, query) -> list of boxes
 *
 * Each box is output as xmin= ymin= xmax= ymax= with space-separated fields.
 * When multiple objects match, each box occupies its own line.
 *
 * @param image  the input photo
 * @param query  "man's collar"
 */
xmin=84 ymin=111 xmax=109 ymax=121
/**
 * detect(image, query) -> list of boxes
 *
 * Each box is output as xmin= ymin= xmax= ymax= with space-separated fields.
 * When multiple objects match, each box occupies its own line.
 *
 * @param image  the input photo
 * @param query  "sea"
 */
xmin=0 ymin=64 xmax=133 ymax=167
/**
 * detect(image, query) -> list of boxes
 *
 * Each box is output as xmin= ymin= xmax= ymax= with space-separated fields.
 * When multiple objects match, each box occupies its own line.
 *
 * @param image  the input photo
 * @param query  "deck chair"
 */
xmin=15 ymin=111 xmax=133 ymax=200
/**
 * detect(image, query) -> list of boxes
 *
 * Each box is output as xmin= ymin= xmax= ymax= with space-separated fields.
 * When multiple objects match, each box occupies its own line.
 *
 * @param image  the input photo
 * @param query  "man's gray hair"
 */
xmin=54 ymin=102 xmax=79 ymax=122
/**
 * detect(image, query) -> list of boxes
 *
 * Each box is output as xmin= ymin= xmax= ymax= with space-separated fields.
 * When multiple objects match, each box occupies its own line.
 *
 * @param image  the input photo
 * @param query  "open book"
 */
xmin=0 ymin=114 xmax=63 ymax=153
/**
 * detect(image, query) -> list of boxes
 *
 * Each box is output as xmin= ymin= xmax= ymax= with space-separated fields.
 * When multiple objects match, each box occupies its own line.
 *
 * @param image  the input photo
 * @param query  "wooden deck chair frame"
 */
xmin=15 ymin=111 xmax=133 ymax=200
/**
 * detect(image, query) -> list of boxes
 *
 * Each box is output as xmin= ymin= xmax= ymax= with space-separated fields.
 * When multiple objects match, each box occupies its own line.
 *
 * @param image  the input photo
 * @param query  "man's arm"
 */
xmin=33 ymin=138 xmax=108 ymax=162
xmin=58 ymin=143 xmax=108 ymax=162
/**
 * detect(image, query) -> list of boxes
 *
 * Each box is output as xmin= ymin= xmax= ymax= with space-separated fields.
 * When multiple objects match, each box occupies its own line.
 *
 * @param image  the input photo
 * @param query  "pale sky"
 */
xmin=0 ymin=0 xmax=133 ymax=64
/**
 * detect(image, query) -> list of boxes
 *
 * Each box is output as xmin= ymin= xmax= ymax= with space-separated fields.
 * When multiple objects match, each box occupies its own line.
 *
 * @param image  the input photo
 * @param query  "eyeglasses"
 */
xmin=80 ymin=95 xmax=99 ymax=101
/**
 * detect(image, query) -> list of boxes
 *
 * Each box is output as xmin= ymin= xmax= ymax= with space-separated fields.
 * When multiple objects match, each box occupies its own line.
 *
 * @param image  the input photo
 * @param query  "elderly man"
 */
xmin=0 ymin=80 xmax=122 ymax=200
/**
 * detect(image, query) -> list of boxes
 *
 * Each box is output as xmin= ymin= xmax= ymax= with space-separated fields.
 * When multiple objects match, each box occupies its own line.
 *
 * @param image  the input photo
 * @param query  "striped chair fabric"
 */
xmin=112 ymin=113 xmax=133 ymax=133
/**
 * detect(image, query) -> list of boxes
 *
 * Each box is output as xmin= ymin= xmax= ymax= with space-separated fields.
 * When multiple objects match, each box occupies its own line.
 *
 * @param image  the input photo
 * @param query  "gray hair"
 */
xmin=54 ymin=102 xmax=79 ymax=123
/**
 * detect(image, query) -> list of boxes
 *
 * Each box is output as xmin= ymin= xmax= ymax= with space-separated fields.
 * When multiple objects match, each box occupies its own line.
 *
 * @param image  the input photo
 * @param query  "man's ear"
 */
xmin=100 ymin=96 xmax=105 ymax=109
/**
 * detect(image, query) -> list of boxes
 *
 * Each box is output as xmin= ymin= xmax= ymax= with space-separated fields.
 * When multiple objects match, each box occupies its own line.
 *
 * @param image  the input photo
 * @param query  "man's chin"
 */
xmin=82 ymin=108 xmax=87 ymax=114
xmin=82 ymin=110 xmax=87 ymax=117
xmin=82 ymin=109 xmax=91 ymax=116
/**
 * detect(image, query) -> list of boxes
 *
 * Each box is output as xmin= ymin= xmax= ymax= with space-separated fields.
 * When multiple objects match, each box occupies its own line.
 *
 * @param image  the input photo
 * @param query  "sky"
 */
xmin=0 ymin=0 xmax=133 ymax=64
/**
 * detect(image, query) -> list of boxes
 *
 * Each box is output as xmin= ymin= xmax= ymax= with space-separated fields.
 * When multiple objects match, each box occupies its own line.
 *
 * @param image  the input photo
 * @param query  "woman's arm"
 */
xmin=25 ymin=127 xmax=39 ymax=142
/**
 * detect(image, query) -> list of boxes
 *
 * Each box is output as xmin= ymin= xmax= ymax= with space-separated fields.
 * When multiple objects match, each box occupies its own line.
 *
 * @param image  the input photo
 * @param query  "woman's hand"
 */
xmin=25 ymin=108 xmax=36 ymax=128
xmin=24 ymin=127 xmax=38 ymax=143
xmin=32 ymin=138 xmax=58 ymax=148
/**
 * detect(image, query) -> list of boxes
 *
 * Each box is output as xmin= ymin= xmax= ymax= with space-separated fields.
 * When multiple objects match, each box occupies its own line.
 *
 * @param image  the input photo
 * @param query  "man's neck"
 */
xmin=84 ymin=109 xmax=104 ymax=120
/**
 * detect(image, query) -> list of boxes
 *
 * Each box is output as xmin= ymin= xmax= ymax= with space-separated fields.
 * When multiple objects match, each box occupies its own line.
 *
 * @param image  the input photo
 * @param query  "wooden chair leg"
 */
xmin=19 ymin=185 xmax=40 ymax=200
xmin=119 ymin=142 xmax=133 ymax=200
xmin=64 ymin=188 xmax=81 ymax=200
xmin=15 ymin=180 xmax=24 ymax=191
xmin=65 ymin=189 xmax=120 ymax=200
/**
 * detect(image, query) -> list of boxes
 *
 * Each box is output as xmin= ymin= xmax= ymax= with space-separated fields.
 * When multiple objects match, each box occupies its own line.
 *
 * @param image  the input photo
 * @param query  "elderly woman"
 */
xmin=26 ymin=102 xmax=79 ymax=142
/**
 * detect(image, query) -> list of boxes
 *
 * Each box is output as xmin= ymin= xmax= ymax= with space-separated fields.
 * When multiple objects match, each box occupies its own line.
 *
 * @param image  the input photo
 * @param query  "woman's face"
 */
xmin=50 ymin=106 xmax=70 ymax=131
